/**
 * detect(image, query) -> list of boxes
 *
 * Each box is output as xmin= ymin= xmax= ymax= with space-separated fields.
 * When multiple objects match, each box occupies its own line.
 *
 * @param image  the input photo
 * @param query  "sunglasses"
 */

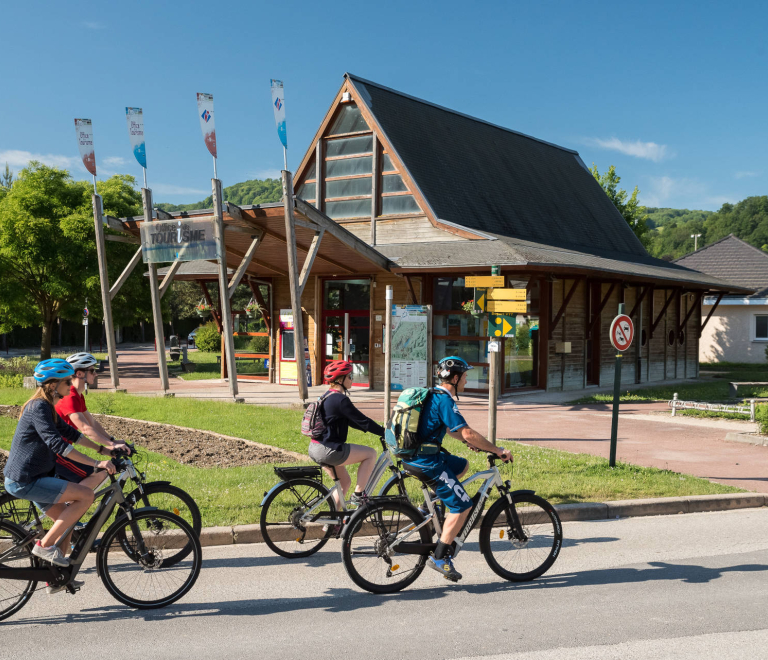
xmin=86 ymin=368 xmax=97 ymax=374
xmin=62 ymin=379 xmax=73 ymax=387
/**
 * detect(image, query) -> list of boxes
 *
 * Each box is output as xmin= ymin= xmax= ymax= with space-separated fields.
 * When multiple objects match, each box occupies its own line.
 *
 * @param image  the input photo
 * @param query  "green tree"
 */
xmin=0 ymin=163 xmax=151 ymax=359
xmin=591 ymin=164 xmax=650 ymax=247
xmin=0 ymin=163 xmax=13 ymax=192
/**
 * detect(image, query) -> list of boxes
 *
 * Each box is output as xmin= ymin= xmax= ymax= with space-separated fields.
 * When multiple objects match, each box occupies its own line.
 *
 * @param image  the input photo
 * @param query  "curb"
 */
xmin=196 ymin=492 xmax=767 ymax=548
xmin=725 ymin=431 xmax=768 ymax=447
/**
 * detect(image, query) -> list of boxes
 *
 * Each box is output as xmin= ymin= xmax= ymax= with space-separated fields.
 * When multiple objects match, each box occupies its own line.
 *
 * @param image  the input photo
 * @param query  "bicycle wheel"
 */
xmin=0 ymin=519 xmax=38 ymax=622
xmin=97 ymin=510 xmax=201 ymax=610
xmin=119 ymin=483 xmax=202 ymax=566
xmin=479 ymin=493 xmax=562 ymax=582
xmin=379 ymin=474 xmax=444 ymax=533
xmin=341 ymin=499 xmax=430 ymax=594
xmin=260 ymin=478 xmax=337 ymax=558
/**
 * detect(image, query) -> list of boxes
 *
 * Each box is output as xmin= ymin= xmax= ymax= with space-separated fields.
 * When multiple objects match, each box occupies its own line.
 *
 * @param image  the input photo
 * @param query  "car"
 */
xmin=187 ymin=327 xmax=201 ymax=348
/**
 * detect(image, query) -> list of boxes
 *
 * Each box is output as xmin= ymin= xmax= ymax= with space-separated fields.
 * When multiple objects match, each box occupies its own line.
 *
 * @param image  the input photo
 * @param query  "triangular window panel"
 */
xmin=328 ymin=103 xmax=369 ymax=135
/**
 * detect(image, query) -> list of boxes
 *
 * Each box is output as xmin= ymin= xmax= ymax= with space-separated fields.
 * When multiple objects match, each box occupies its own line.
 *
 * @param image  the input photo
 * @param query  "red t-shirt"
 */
xmin=55 ymin=386 xmax=87 ymax=435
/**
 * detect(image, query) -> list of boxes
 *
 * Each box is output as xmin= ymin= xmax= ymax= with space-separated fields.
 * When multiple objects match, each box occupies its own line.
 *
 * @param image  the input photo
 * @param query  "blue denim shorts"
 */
xmin=402 ymin=453 xmax=472 ymax=514
xmin=4 ymin=476 xmax=69 ymax=513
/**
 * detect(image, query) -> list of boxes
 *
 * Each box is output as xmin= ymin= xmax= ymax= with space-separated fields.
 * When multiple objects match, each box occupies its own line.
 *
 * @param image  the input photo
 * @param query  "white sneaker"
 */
xmin=47 ymin=579 xmax=84 ymax=595
xmin=31 ymin=542 xmax=70 ymax=567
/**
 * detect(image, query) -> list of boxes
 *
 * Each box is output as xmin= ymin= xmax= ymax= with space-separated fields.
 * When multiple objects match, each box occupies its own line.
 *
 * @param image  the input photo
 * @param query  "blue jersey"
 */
xmin=416 ymin=386 xmax=468 ymax=446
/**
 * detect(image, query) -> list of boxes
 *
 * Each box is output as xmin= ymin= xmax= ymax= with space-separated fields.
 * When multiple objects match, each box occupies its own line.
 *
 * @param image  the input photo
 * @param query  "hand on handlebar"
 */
xmin=110 ymin=442 xmax=129 ymax=456
xmin=97 ymin=460 xmax=117 ymax=475
xmin=496 ymin=448 xmax=513 ymax=463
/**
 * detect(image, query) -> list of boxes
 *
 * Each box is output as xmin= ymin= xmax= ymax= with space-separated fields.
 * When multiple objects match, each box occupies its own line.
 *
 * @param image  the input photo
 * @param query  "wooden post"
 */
xmin=92 ymin=194 xmax=120 ymax=389
xmin=212 ymin=178 xmax=239 ymax=398
xmin=488 ymin=342 xmax=499 ymax=445
xmin=384 ymin=285 xmax=393 ymax=419
xmin=371 ymin=132 xmax=379 ymax=246
xmin=282 ymin=170 xmax=308 ymax=401
xmin=142 ymin=188 xmax=169 ymax=392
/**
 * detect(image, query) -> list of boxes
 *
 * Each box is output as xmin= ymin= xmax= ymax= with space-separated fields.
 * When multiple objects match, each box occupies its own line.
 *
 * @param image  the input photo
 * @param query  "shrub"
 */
xmin=756 ymin=403 xmax=768 ymax=435
xmin=0 ymin=356 xmax=35 ymax=387
xmin=0 ymin=373 xmax=23 ymax=388
xmin=195 ymin=322 xmax=221 ymax=353
xmin=246 ymin=336 xmax=269 ymax=354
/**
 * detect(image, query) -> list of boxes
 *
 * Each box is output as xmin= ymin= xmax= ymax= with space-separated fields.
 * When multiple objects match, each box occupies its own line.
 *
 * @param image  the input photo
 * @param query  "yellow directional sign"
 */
xmin=475 ymin=288 xmax=487 ymax=312
xmin=487 ymin=301 xmax=527 ymax=314
xmin=466 ymin=276 xmax=505 ymax=288
xmin=489 ymin=315 xmax=515 ymax=338
xmin=486 ymin=288 xmax=527 ymax=301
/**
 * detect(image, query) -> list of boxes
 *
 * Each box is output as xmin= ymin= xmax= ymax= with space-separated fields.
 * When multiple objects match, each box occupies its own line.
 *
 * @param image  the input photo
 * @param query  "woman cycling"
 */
xmin=3 ymin=359 xmax=115 ymax=574
xmin=308 ymin=360 xmax=384 ymax=506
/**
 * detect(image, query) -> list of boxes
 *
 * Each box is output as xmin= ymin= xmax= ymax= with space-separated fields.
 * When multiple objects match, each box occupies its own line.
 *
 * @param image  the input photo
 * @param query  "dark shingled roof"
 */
xmin=348 ymin=73 xmax=647 ymax=259
xmin=674 ymin=234 xmax=766 ymax=296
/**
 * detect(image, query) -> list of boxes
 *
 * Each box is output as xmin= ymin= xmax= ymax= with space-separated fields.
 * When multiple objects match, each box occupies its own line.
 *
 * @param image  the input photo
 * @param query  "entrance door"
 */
xmin=322 ymin=279 xmax=371 ymax=387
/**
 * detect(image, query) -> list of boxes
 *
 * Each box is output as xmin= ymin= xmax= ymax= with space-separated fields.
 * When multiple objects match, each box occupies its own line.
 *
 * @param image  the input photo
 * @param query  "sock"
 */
xmin=434 ymin=540 xmax=450 ymax=561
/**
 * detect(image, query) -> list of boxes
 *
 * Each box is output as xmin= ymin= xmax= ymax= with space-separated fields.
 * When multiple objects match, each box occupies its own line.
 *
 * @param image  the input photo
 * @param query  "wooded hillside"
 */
xmin=157 ymin=178 xmax=282 ymax=212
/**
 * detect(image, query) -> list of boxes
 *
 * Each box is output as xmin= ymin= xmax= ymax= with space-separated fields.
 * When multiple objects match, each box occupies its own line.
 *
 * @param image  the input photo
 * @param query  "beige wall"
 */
xmin=700 ymin=304 xmax=768 ymax=363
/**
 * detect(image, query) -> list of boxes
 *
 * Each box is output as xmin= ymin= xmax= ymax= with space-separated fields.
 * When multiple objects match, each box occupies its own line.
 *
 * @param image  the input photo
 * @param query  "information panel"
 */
xmin=140 ymin=218 xmax=218 ymax=264
xmin=390 ymin=305 xmax=429 ymax=391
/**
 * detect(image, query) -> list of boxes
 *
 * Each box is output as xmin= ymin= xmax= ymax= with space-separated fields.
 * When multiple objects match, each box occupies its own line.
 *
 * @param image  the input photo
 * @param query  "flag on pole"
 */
xmin=196 ymin=93 xmax=217 ymax=158
xmin=125 ymin=108 xmax=147 ymax=168
xmin=270 ymin=80 xmax=287 ymax=149
xmin=74 ymin=118 xmax=96 ymax=176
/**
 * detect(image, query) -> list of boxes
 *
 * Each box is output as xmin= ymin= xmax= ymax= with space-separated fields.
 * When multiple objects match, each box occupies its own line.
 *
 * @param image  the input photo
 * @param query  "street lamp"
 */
xmin=691 ymin=233 xmax=702 ymax=251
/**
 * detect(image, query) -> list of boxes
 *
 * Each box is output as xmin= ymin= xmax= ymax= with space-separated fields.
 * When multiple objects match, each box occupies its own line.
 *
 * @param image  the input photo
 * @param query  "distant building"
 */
xmin=675 ymin=234 xmax=767 ymax=363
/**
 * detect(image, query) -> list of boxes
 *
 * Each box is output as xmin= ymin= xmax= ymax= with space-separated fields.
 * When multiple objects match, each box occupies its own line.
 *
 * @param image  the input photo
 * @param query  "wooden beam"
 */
xmin=587 ymin=282 xmax=617 ymax=337
xmin=628 ymin=285 xmax=651 ymax=319
xmin=225 ymin=245 xmax=288 ymax=277
xmin=200 ymin=281 xmax=222 ymax=332
xmin=105 ymin=234 xmax=140 ymax=245
xmin=247 ymin=280 xmax=270 ymax=333
xmin=103 ymin=214 xmax=134 ymax=235
xmin=154 ymin=208 xmax=174 ymax=220
xmin=549 ymin=278 xmax=580 ymax=339
xmin=315 ymin=138 xmax=324 ymax=214
xmin=650 ymin=288 xmax=677 ymax=335
xmin=159 ymin=259 xmax=182 ymax=299
xmin=294 ymin=217 xmax=322 ymax=232
xmin=109 ymin=247 xmax=143 ymax=301
xmin=225 ymin=224 xmax=262 ymax=237
xmin=228 ymin=231 xmax=264 ymax=298
xmin=298 ymin=230 xmax=325 ymax=296
xmin=679 ymin=291 xmax=703 ymax=334
xmin=371 ymin=132 xmax=379 ymax=245
xmin=700 ymin=292 xmax=724 ymax=336
xmin=93 ymin=196 xmax=120 ymax=388
xmin=405 ymin=274 xmax=419 ymax=304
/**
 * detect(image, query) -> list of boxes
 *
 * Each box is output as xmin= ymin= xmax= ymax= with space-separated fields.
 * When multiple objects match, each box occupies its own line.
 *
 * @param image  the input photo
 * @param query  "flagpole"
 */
xmin=143 ymin=167 xmax=148 ymax=190
xmin=213 ymin=156 xmax=218 ymax=181
xmin=283 ymin=148 xmax=287 ymax=172
xmin=92 ymin=174 xmax=97 ymax=195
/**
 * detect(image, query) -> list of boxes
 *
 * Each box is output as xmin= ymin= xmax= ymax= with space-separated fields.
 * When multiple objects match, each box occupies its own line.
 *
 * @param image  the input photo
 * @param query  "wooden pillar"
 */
xmin=92 ymin=194 xmax=120 ymax=389
xmin=371 ymin=132 xmax=379 ymax=246
xmin=488 ymin=345 xmax=499 ymax=445
xmin=212 ymin=178 xmax=239 ymax=398
xmin=282 ymin=170 xmax=308 ymax=401
xmin=384 ymin=285 xmax=393 ymax=419
xmin=142 ymin=188 xmax=169 ymax=391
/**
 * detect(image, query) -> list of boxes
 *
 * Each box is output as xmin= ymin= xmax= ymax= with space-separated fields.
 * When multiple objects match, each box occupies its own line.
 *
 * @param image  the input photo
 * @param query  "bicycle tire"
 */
xmin=118 ymin=483 xmax=202 ymax=566
xmin=0 ymin=519 xmax=39 ymax=622
xmin=341 ymin=499 xmax=430 ymax=594
xmin=379 ymin=474 xmax=444 ymax=533
xmin=479 ymin=493 xmax=562 ymax=582
xmin=260 ymin=478 xmax=337 ymax=558
xmin=97 ymin=510 xmax=202 ymax=609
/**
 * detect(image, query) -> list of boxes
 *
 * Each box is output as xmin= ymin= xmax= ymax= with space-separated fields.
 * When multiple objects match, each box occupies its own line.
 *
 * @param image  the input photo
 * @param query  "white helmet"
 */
xmin=66 ymin=352 xmax=98 ymax=371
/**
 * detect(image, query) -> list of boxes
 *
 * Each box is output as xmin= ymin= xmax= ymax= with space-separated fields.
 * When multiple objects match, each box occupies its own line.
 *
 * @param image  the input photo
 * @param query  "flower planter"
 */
xmin=196 ymin=309 xmax=211 ymax=318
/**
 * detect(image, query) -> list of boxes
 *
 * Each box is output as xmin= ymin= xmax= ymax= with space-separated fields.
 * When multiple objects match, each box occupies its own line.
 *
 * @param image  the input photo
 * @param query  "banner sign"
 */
xmin=74 ymin=118 xmax=96 ymax=176
xmin=390 ymin=305 xmax=429 ymax=390
xmin=270 ymin=79 xmax=287 ymax=148
xmin=140 ymin=218 xmax=217 ymax=264
xmin=196 ymin=93 xmax=217 ymax=158
xmin=125 ymin=107 xmax=146 ymax=168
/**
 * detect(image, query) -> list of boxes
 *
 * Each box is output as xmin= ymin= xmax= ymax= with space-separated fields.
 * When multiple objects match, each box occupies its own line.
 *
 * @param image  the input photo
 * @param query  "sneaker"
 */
xmin=46 ymin=578 xmax=85 ymax=595
xmin=350 ymin=492 xmax=367 ymax=506
xmin=322 ymin=524 xmax=342 ymax=536
xmin=31 ymin=542 xmax=69 ymax=567
xmin=427 ymin=556 xmax=462 ymax=582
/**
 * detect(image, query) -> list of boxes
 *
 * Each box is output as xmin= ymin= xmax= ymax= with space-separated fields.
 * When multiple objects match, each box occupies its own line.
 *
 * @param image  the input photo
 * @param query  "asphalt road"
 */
xmin=3 ymin=509 xmax=768 ymax=660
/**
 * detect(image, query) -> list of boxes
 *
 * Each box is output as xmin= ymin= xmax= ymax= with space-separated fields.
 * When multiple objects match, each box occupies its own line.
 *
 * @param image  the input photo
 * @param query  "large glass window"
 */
xmin=304 ymin=159 xmax=316 ymax=180
xmin=296 ymin=182 xmax=315 ymax=201
xmin=382 ymin=174 xmax=408 ymax=193
xmin=324 ymin=279 xmax=371 ymax=310
xmin=381 ymin=195 xmax=420 ymax=215
xmin=281 ymin=330 xmax=295 ymax=360
xmin=326 ymin=135 xmax=373 ymax=157
xmin=756 ymin=315 xmax=768 ymax=340
xmin=382 ymin=153 xmax=396 ymax=172
xmin=434 ymin=277 xmax=474 ymax=311
xmin=326 ymin=177 xmax=372 ymax=198
xmin=326 ymin=155 xmax=372 ymax=178
xmin=326 ymin=199 xmax=371 ymax=219
xmin=329 ymin=104 xmax=369 ymax=135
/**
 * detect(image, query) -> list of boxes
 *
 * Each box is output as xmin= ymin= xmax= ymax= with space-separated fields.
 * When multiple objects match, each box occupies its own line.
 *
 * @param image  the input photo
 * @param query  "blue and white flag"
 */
xmin=125 ymin=108 xmax=147 ymax=169
xmin=270 ymin=79 xmax=287 ymax=149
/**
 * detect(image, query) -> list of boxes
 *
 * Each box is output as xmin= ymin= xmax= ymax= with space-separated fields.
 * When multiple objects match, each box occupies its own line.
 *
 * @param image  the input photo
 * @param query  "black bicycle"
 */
xmin=341 ymin=451 xmax=562 ymax=594
xmin=0 ymin=450 xmax=202 ymax=622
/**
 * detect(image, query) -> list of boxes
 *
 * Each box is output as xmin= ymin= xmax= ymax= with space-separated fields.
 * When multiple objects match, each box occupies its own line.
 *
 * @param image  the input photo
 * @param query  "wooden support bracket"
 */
xmin=680 ymin=291 xmax=703 ymax=334
xmin=405 ymin=275 xmax=419 ymax=304
xmin=628 ymin=285 xmax=651 ymax=319
xmin=105 ymin=234 xmax=140 ymax=245
xmin=109 ymin=247 xmax=143 ymax=301
xmin=200 ymin=281 xmax=222 ymax=332
xmin=248 ymin=280 xmax=271 ymax=333
xmin=103 ymin=215 xmax=133 ymax=235
xmin=154 ymin=208 xmax=174 ymax=220
xmin=549 ymin=278 xmax=580 ymax=339
xmin=159 ymin=259 xmax=182 ymax=299
xmin=587 ymin=282 xmax=617 ymax=337
xmin=700 ymin=292 xmax=724 ymax=336
xmin=228 ymin=231 xmax=264 ymax=298
xmin=298 ymin=230 xmax=325 ymax=296
xmin=226 ymin=245 xmax=288 ymax=277
xmin=650 ymin=288 xmax=677 ymax=336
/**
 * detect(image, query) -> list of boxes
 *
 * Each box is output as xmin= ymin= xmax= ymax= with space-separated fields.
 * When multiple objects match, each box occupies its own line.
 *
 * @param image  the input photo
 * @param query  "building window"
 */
xmin=756 ymin=315 xmax=768 ymax=340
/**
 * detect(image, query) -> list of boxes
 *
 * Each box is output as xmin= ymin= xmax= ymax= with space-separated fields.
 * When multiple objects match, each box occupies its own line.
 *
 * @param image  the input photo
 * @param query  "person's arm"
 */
xmin=69 ymin=411 xmax=113 ymax=446
xmin=338 ymin=397 xmax=385 ymax=436
xmin=447 ymin=426 xmax=512 ymax=461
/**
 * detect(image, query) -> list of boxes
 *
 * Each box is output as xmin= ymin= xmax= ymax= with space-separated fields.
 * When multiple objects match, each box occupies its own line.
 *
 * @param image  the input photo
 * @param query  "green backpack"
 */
xmin=384 ymin=387 xmax=443 ymax=458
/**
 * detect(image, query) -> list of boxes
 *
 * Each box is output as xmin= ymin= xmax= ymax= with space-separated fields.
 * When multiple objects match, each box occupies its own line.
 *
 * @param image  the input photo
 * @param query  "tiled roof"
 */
xmin=674 ymin=234 xmax=766 ymax=296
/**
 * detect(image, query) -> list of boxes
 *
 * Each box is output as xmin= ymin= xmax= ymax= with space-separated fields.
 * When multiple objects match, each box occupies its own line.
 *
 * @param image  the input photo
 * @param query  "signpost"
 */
xmin=608 ymin=305 xmax=634 ymax=467
xmin=466 ymin=275 xmax=505 ymax=288
xmin=488 ymin=315 xmax=515 ymax=338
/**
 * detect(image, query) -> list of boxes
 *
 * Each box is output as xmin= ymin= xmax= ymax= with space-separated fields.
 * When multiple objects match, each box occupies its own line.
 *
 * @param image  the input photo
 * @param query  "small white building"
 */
xmin=675 ymin=235 xmax=767 ymax=363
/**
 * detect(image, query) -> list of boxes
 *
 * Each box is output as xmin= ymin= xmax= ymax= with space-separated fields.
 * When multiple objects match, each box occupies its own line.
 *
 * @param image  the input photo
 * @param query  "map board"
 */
xmin=390 ymin=305 xmax=429 ymax=391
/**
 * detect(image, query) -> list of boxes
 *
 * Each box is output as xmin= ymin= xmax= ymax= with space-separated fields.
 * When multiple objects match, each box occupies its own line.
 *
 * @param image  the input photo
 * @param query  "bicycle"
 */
xmin=0 ymin=450 xmax=202 ymax=622
xmin=259 ymin=437 xmax=444 ymax=558
xmin=0 ymin=442 xmax=201 ymax=564
xmin=340 ymin=451 xmax=562 ymax=594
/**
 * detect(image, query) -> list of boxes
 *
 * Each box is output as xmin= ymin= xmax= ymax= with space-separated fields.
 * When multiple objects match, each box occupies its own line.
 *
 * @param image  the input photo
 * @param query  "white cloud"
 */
xmin=151 ymin=183 xmax=208 ymax=196
xmin=246 ymin=168 xmax=282 ymax=180
xmin=584 ymin=137 xmax=670 ymax=162
xmin=83 ymin=21 xmax=105 ymax=29
xmin=0 ymin=149 xmax=79 ymax=170
xmin=103 ymin=156 xmax=126 ymax=167
xmin=641 ymin=175 xmax=736 ymax=210
xmin=734 ymin=171 xmax=760 ymax=179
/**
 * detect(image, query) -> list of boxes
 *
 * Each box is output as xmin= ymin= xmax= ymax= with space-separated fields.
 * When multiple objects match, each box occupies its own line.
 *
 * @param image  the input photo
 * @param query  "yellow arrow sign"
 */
xmin=487 ymin=301 xmax=528 ymax=314
xmin=486 ymin=288 xmax=527 ymax=301
xmin=476 ymin=289 xmax=486 ymax=311
xmin=466 ymin=276 xmax=505 ymax=288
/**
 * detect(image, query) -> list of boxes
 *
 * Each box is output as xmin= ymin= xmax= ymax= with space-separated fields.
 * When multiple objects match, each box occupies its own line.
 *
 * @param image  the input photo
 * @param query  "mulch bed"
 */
xmin=0 ymin=405 xmax=297 ymax=469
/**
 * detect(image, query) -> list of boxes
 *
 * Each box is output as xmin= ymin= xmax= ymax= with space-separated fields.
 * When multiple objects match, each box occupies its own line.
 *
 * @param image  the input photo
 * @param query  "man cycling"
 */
xmin=401 ymin=356 xmax=511 ymax=583
xmin=54 ymin=353 xmax=127 ymax=489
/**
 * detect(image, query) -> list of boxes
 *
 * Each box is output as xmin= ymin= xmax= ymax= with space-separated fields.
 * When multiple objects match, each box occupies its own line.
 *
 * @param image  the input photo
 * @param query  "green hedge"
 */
xmin=195 ymin=322 xmax=221 ymax=352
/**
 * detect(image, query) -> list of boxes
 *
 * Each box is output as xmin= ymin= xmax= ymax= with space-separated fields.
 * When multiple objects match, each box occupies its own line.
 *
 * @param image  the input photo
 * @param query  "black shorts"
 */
xmin=54 ymin=456 xmax=95 ymax=483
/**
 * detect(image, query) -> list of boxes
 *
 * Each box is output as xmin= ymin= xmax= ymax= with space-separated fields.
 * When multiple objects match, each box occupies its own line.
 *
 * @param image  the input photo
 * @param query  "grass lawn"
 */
xmin=170 ymin=351 xmax=269 ymax=381
xmin=0 ymin=387 xmax=743 ymax=526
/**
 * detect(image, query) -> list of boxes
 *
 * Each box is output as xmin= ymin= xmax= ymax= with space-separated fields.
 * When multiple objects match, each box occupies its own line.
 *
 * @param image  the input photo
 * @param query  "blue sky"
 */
xmin=2 ymin=0 xmax=766 ymax=210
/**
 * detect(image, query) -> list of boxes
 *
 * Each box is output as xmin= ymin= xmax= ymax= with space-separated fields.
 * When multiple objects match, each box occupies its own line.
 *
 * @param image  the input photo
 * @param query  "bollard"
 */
xmin=671 ymin=392 xmax=678 ymax=417
xmin=750 ymin=399 xmax=756 ymax=422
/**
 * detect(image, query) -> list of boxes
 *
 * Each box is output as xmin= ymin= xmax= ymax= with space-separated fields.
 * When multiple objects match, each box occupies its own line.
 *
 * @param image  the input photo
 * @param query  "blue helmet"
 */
xmin=437 ymin=356 xmax=473 ymax=381
xmin=33 ymin=359 xmax=75 ymax=384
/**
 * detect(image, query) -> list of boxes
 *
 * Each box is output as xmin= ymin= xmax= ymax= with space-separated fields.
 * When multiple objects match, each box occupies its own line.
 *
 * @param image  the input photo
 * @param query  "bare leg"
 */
xmin=55 ymin=472 xmax=107 ymax=553
xmin=440 ymin=509 xmax=471 ymax=545
xmin=322 ymin=466 xmax=350 ymax=508
xmin=339 ymin=444 xmax=377 ymax=494
xmin=41 ymin=483 xmax=94 ymax=548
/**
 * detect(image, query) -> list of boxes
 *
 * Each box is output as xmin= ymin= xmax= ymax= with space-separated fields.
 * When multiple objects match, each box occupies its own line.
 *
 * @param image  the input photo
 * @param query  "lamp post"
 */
xmin=691 ymin=233 xmax=702 ymax=251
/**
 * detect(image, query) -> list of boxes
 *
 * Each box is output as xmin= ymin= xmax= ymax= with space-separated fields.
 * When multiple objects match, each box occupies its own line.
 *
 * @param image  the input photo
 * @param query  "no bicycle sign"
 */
xmin=609 ymin=314 xmax=634 ymax=352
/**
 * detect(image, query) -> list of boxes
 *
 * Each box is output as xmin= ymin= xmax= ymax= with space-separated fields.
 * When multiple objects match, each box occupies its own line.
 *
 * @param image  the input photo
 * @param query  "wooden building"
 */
xmin=120 ymin=74 xmax=747 ymax=396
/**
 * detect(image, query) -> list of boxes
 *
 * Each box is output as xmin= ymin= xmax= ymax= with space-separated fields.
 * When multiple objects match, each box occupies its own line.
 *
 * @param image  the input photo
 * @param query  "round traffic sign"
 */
xmin=610 ymin=314 xmax=634 ymax=351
